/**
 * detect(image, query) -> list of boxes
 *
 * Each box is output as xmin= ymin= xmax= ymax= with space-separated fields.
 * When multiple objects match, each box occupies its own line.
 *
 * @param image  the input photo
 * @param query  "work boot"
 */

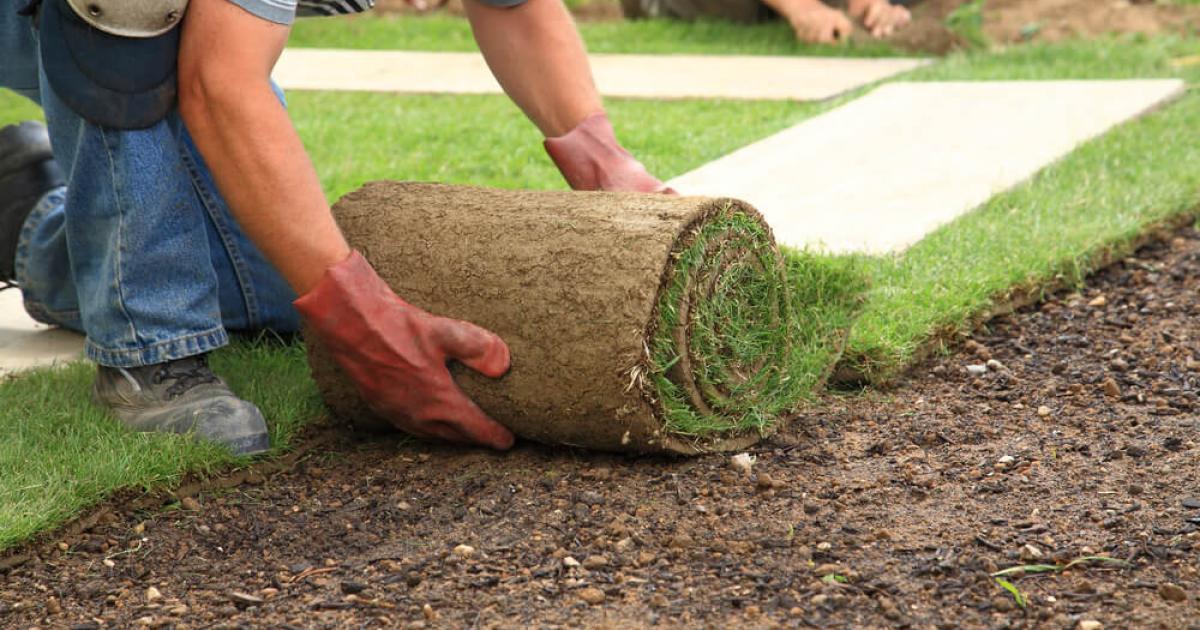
xmin=93 ymin=354 xmax=271 ymax=456
xmin=1 ymin=121 xmax=64 ymax=285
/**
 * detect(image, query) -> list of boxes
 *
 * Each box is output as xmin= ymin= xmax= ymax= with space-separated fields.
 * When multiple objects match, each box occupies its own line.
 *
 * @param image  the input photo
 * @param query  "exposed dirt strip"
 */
xmin=4 ymin=226 xmax=1198 ymax=629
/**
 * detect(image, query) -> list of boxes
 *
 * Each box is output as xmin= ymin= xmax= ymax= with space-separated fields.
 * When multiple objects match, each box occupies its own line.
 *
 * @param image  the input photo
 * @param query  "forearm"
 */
xmin=465 ymin=0 xmax=601 ymax=137
xmin=179 ymin=0 xmax=349 ymax=294
xmin=179 ymin=81 xmax=348 ymax=293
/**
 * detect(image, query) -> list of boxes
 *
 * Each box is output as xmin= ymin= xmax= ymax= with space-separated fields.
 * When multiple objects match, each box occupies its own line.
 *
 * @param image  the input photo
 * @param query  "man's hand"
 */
xmin=785 ymin=2 xmax=853 ymax=44
xmin=465 ymin=0 xmax=671 ymax=192
xmin=296 ymin=252 xmax=515 ymax=450
xmin=544 ymin=112 xmax=673 ymax=193
xmin=848 ymin=0 xmax=911 ymax=38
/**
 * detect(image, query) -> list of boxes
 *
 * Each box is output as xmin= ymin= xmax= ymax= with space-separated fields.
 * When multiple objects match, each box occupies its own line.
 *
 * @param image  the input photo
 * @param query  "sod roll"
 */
xmin=307 ymin=181 xmax=805 ymax=454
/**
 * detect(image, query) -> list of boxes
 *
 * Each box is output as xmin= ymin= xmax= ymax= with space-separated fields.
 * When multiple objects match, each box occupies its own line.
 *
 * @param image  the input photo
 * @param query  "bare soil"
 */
xmin=4 ymin=225 xmax=1200 ymax=628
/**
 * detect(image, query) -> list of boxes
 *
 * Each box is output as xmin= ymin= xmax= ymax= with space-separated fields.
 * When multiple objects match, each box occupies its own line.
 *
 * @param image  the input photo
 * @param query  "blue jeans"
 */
xmin=1 ymin=7 xmax=299 ymax=367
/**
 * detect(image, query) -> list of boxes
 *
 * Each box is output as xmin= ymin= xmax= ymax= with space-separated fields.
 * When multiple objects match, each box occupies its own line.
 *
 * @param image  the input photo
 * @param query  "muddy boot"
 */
xmin=93 ymin=354 xmax=271 ymax=456
xmin=0 ymin=121 xmax=64 ymax=285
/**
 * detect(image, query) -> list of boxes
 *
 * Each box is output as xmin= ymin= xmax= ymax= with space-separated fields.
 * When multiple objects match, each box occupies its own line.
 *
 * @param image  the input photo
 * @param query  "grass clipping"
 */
xmin=307 ymin=182 xmax=857 ymax=454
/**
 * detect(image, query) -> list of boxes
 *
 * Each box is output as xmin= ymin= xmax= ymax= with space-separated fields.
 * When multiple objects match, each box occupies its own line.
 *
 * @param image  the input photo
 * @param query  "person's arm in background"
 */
xmin=464 ymin=0 xmax=673 ymax=193
xmin=761 ymin=0 xmax=852 ymax=44
xmin=178 ymin=0 xmax=515 ymax=450
xmin=759 ymin=0 xmax=910 ymax=43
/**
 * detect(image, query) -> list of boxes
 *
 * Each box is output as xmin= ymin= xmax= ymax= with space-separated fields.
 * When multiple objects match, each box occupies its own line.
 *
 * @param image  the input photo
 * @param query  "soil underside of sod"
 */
xmin=4 ymin=227 xmax=1200 ymax=627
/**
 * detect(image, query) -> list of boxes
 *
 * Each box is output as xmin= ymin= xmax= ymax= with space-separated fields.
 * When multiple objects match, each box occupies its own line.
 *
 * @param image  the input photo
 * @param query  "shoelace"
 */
xmin=151 ymin=357 xmax=221 ymax=399
xmin=0 ymin=280 xmax=16 ymax=292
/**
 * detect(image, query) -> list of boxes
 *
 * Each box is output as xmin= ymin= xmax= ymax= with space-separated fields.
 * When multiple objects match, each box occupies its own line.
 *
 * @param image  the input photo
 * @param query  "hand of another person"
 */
xmin=785 ymin=3 xmax=853 ymax=44
xmin=544 ymin=112 xmax=675 ymax=194
xmin=848 ymin=0 xmax=911 ymax=38
xmin=295 ymin=252 xmax=515 ymax=450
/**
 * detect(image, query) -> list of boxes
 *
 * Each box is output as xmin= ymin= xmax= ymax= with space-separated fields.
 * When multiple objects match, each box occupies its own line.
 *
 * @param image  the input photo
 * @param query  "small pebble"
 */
xmin=1078 ymin=620 xmax=1103 ymax=630
xmin=729 ymin=453 xmax=756 ymax=476
xmin=966 ymin=364 xmax=988 ymax=375
xmin=755 ymin=472 xmax=777 ymax=490
xmin=1182 ymin=497 xmax=1200 ymax=509
xmin=422 ymin=603 xmax=438 ymax=620
xmin=452 ymin=544 xmax=475 ymax=558
xmin=562 ymin=556 xmax=581 ymax=568
xmin=1037 ymin=405 xmax=1052 ymax=417
xmin=985 ymin=359 xmax=1006 ymax=372
xmin=1158 ymin=582 xmax=1187 ymax=603
xmin=145 ymin=587 xmax=162 ymax=602
xmin=1019 ymin=543 xmax=1044 ymax=562
xmin=582 ymin=555 xmax=609 ymax=570
xmin=578 ymin=587 xmax=605 ymax=605
xmin=996 ymin=455 xmax=1015 ymax=469
xmin=179 ymin=497 xmax=201 ymax=511
xmin=1088 ymin=295 xmax=1107 ymax=307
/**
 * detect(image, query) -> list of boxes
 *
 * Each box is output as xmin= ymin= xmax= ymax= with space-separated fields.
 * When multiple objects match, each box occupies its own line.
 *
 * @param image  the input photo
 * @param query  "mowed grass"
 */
xmin=0 ymin=341 xmax=321 ymax=550
xmin=287 ymin=13 xmax=906 ymax=56
xmin=2 ymin=29 xmax=1199 ymax=550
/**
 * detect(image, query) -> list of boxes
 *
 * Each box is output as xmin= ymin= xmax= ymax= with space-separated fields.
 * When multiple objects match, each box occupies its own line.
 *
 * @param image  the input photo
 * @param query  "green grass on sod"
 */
xmin=648 ymin=209 xmax=864 ymax=438
xmin=2 ymin=33 xmax=1199 ymax=550
xmin=287 ymin=13 xmax=907 ymax=56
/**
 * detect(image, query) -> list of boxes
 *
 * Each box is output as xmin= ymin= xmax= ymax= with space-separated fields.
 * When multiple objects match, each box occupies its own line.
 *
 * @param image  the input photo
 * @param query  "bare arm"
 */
xmin=464 ymin=0 xmax=601 ymax=137
xmin=178 ymin=0 xmax=350 ymax=294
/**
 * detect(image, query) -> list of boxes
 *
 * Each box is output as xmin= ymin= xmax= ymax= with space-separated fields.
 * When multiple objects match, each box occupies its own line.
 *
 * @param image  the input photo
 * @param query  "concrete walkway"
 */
xmin=0 ymin=289 xmax=83 ymax=376
xmin=668 ymin=79 xmax=1185 ymax=253
xmin=273 ymin=49 xmax=930 ymax=101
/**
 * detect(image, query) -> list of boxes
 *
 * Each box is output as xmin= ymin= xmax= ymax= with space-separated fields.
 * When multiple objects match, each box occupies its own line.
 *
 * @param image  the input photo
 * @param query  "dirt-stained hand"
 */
xmin=849 ymin=0 xmax=911 ymax=38
xmin=786 ymin=4 xmax=853 ymax=44
xmin=295 ymin=251 xmax=515 ymax=450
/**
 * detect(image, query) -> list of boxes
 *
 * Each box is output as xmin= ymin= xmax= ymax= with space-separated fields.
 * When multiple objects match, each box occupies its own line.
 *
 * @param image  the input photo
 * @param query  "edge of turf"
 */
xmin=832 ymin=212 xmax=1198 ymax=386
xmin=833 ymin=86 xmax=1200 ymax=384
xmin=0 ymin=427 xmax=342 ymax=571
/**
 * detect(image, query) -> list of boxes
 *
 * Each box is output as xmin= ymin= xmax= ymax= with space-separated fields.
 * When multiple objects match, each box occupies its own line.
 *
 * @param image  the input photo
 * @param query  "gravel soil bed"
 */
xmin=4 ymin=229 xmax=1200 ymax=628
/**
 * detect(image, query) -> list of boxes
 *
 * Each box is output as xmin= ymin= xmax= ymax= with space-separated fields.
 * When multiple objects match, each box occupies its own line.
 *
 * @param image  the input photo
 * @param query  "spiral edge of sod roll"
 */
xmin=636 ymin=206 xmax=796 ymax=449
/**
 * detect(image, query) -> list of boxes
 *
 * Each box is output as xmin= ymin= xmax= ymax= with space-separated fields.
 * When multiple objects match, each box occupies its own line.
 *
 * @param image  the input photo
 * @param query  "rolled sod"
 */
xmin=306 ymin=182 xmax=851 ymax=454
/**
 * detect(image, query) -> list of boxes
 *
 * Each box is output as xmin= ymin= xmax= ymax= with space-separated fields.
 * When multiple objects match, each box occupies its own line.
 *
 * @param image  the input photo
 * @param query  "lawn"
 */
xmin=1 ymin=22 xmax=1199 ymax=551
xmin=287 ymin=13 xmax=907 ymax=56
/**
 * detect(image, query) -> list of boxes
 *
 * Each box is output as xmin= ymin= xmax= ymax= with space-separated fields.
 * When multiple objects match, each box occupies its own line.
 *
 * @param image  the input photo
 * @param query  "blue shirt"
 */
xmin=231 ymin=0 xmax=527 ymax=25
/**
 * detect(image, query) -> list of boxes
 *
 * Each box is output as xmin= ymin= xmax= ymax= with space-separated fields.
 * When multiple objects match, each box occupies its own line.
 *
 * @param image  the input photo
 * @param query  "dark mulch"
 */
xmin=4 ymin=228 xmax=1200 ymax=628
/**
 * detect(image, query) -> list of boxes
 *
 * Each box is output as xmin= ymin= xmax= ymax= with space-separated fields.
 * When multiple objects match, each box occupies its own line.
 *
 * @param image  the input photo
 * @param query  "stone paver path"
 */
xmin=0 ymin=289 xmax=83 ymax=376
xmin=668 ymin=79 xmax=1185 ymax=253
xmin=273 ymin=49 xmax=930 ymax=101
